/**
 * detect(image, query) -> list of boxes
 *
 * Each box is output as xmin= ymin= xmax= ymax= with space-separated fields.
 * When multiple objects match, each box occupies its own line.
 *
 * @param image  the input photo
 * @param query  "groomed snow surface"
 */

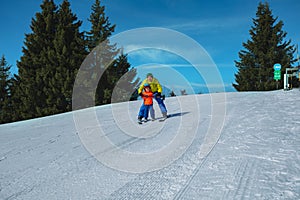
xmin=0 ymin=90 xmax=299 ymax=199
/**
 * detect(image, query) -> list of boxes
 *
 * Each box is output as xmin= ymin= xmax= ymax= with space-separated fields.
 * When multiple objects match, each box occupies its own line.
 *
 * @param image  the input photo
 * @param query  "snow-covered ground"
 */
xmin=0 ymin=90 xmax=299 ymax=199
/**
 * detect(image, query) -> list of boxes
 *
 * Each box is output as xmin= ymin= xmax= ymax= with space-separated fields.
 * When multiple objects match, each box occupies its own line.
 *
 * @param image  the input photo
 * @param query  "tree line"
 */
xmin=0 ymin=0 xmax=139 ymax=124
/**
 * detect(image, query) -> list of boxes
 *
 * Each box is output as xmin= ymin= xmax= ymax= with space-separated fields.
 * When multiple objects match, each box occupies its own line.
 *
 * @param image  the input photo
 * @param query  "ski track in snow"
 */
xmin=0 ymin=90 xmax=300 ymax=199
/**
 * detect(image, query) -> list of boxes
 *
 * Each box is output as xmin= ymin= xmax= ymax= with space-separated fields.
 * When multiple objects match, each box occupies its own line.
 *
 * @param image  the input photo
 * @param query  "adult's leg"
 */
xmin=149 ymin=105 xmax=155 ymax=119
xmin=154 ymin=94 xmax=167 ymax=114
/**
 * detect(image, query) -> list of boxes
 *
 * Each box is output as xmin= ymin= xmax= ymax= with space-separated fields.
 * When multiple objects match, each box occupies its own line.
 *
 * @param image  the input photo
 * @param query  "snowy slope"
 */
xmin=0 ymin=90 xmax=299 ymax=199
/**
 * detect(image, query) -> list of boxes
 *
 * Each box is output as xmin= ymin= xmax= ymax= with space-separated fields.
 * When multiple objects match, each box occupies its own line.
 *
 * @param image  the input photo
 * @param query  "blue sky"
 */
xmin=1 ymin=0 xmax=299 ymax=94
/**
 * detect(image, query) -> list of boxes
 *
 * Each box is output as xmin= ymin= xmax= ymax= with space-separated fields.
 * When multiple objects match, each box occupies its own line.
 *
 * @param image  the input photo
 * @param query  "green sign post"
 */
xmin=274 ymin=70 xmax=281 ymax=80
xmin=273 ymin=63 xmax=281 ymax=89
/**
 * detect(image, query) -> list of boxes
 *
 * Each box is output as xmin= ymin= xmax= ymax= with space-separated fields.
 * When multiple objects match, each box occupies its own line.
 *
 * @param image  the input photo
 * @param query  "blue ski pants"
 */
xmin=138 ymin=104 xmax=153 ymax=119
xmin=151 ymin=92 xmax=167 ymax=114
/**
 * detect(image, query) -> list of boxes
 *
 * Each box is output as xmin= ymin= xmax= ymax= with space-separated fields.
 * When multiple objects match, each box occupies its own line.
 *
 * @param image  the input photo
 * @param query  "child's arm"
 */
xmin=143 ymin=93 xmax=154 ymax=98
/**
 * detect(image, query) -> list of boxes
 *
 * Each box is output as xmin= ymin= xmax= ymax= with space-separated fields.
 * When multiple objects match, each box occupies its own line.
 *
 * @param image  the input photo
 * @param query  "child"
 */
xmin=138 ymin=83 xmax=154 ymax=123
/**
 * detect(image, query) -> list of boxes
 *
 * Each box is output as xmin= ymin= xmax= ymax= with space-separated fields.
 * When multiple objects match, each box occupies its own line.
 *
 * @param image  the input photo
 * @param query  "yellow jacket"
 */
xmin=138 ymin=78 xmax=162 ymax=94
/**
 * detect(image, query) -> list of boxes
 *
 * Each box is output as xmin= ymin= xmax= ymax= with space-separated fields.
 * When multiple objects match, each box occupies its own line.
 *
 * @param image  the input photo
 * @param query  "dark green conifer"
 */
xmin=233 ymin=2 xmax=295 ymax=91
xmin=0 ymin=55 xmax=12 ymax=124
xmin=16 ymin=0 xmax=58 ymax=119
xmin=86 ymin=0 xmax=138 ymax=105
xmin=46 ymin=0 xmax=87 ymax=113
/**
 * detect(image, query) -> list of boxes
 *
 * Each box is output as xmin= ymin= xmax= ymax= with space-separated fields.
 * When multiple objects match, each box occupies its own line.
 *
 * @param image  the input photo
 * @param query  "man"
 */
xmin=138 ymin=73 xmax=168 ymax=119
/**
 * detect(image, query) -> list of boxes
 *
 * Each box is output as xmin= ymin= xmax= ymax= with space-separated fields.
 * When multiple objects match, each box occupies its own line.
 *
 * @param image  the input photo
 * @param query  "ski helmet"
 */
xmin=144 ymin=83 xmax=150 ymax=88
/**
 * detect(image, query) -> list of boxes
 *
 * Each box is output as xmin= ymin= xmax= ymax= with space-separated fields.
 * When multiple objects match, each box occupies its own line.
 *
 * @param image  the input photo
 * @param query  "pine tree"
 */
xmin=94 ymin=42 xmax=119 ymax=105
xmin=110 ymin=54 xmax=140 ymax=103
xmin=233 ymin=2 xmax=295 ymax=91
xmin=9 ymin=75 xmax=22 ymax=122
xmin=16 ymin=0 xmax=58 ymax=119
xmin=15 ymin=0 xmax=87 ymax=119
xmin=45 ymin=0 xmax=87 ymax=114
xmin=85 ymin=0 xmax=117 ymax=105
xmin=170 ymin=91 xmax=176 ymax=97
xmin=0 ymin=55 xmax=12 ymax=124
xmin=180 ymin=89 xmax=187 ymax=95
xmin=86 ymin=0 xmax=115 ymax=49
xmin=86 ymin=0 xmax=138 ymax=105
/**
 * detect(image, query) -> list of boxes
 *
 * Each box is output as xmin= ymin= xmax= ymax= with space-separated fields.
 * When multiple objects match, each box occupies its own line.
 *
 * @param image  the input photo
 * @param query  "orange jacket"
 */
xmin=142 ymin=91 xmax=153 ymax=105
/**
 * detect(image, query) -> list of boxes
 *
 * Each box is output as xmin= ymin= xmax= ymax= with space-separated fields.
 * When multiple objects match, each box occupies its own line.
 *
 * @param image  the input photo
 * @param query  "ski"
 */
xmin=138 ymin=119 xmax=149 ymax=124
xmin=159 ymin=115 xmax=169 ymax=122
